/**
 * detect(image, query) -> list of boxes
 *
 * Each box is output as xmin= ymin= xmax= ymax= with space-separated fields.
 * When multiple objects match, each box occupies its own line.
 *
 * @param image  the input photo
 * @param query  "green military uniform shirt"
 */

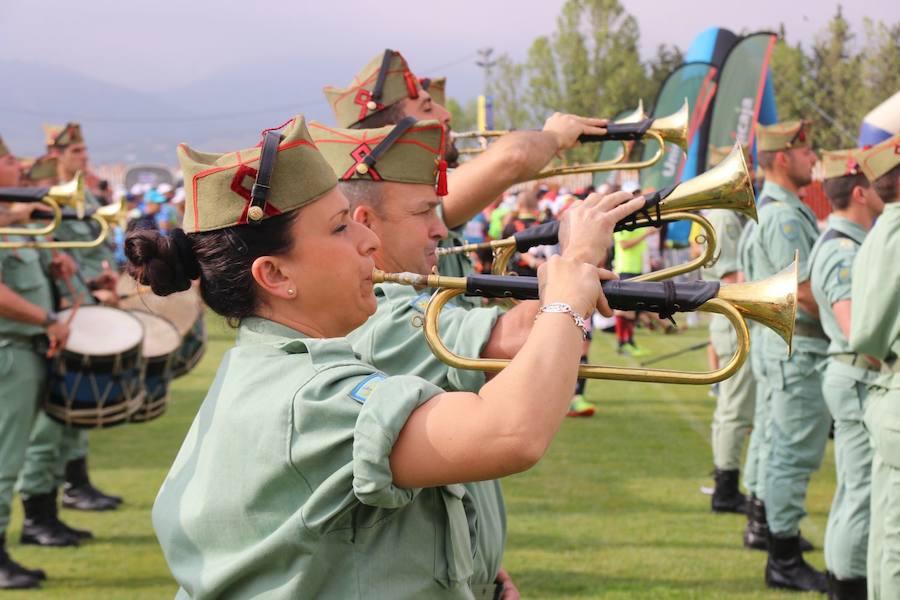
xmin=0 ymin=239 xmax=55 ymax=340
xmin=701 ymin=209 xmax=744 ymax=281
xmin=748 ymin=181 xmax=827 ymax=357
xmin=52 ymin=190 xmax=116 ymax=281
xmin=347 ymin=282 xmax=506 ymax=586
xmin=153 ymin=317 xmax=482 ymax=599
xmin=850 ymin=203 xmax=900 ymax=373
xmin=810 ymin=215 xmax=867 ymax=357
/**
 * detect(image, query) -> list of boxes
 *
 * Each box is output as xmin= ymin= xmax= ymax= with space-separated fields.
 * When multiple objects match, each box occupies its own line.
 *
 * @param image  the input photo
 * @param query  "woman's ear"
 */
xmin=250 ymin=255 xmax=296 ymax=300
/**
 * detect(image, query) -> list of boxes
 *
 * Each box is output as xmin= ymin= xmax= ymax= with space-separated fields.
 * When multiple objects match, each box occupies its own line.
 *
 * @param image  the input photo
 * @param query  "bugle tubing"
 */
xmin=373 ymin=258 xmax=797 ymax=385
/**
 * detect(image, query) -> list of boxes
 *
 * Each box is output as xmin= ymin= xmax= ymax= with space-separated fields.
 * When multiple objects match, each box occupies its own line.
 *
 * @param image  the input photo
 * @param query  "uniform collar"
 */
xmin=236 ymin=316 xmax=309 ymax=347
xmin=760 ymin=180 xmax=802 ymax=207
xmin=825 ymin=214 xmax=867 ymax=245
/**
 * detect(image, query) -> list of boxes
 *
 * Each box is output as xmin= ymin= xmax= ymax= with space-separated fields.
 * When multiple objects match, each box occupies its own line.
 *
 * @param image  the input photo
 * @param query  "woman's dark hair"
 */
xmin=124 ymin=211 xmax=300 ymax=326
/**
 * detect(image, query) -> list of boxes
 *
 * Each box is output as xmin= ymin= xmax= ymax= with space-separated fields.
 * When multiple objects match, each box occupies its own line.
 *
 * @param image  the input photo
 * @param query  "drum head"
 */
xmin=130 ymin=310 xmax=181 ymax=359
xmin=59 ymin=306 xmax=144 ymax=356
xmin=118 ymin=273 xmax=202 ymax=335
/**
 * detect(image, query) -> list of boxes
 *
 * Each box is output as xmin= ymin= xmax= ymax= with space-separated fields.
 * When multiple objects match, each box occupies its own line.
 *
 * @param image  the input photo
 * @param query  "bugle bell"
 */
xmin=374 ymin=256 xmax=797 ymax=385
xmin=440 ymin=143 xmax=756 ymax=281
xmin=0 ymin=172 xmax=86 ymax=237
xmin=0 ymin=198 xmax=125 ymax=251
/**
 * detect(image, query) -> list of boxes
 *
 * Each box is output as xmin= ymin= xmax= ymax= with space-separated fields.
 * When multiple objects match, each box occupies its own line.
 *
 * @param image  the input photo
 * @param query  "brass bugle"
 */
xmin=373 ymin=257 xmax=797 ymax=385
xmin=0 ymin=200 xmax=124 ymax=250
xmin=0 ymin=172 xmax=86 ymax=236
xmin=454 ymin=99 xmax=649 ymax=158
xmin=440 ymin=143 xmax=756 ymax=281
xmin=532 ymin=99 xmax=689 ymax=178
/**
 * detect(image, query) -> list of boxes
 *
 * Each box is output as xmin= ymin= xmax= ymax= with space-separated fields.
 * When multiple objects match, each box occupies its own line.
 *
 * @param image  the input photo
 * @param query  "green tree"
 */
xmin=446 ymin=97 xmax=477 ymax=132
xmin=488 ymin=54 xmax=533 ymax=130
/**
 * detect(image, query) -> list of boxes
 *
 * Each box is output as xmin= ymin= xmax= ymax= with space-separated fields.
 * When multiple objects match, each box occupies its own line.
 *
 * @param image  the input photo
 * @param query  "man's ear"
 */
xmin=250 ymin=255 xmax=295 ymax=300
xmin=352 ymin=204 xmax=375 ymax=229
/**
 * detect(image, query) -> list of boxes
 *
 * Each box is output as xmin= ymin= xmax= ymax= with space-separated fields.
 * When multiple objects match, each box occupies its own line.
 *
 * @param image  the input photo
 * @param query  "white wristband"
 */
xmin=537 ymin=303 xmax=588 ymax=339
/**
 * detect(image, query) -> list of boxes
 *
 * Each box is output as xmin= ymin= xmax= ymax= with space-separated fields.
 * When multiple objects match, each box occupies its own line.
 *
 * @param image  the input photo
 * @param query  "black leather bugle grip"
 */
xmin=511 ymin=183 xmax=678 ymax=252
xmin=514 ymin=221 xmax=560 ymax=252
xmin=578 ymin=119 xmax=653 ymax=143
xmin=30 ymin=208 xmax=95 ymax=220
xmin=466 ymin=274 xmax=541 ymax=300
xmin=464 ymin=274 xmax=720 ymax=317
xmin=0 ymin=187 xmax=51 ymax=202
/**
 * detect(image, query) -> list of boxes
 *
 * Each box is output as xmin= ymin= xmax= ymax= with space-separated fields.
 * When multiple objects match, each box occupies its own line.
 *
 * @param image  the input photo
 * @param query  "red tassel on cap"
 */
xmin=436 ymin=160 xmax=448 ymax=196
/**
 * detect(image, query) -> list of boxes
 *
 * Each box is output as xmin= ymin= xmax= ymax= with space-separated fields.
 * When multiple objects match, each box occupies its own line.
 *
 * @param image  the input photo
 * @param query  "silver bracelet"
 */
xmin=536 ymin=303 xmax=588 ymax=339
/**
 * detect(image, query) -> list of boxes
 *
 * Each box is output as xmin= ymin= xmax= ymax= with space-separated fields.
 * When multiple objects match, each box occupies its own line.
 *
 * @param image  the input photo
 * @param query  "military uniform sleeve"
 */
xmin=817 ymin=242 xmax=855 ymax=307
xmin=850 ymin=231 xmax=900 ymax=360
xmin=353 ymin=374 xmax=444 ymax=508
xmin=704 ymin=211 xmax=741 ymax=279
xmin=761 ymin=206 xmax=813 ymax=280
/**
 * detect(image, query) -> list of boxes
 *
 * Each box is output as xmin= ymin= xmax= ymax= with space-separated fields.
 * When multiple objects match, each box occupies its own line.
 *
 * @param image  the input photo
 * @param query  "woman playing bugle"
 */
xmin=125 ymin=115 xmax=643 ymax=599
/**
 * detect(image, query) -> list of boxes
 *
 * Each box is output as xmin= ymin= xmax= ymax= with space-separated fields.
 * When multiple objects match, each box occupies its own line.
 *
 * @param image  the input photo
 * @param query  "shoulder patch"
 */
xmin=781 ymin=219 xmax=801 ymax=241
xmin=409 ymin=292 xmax=432 ymax=314
xmin=349 ymin=373 xmax=386 ymax=404
xmin=836 ymin=262 xmax=852 ymax=285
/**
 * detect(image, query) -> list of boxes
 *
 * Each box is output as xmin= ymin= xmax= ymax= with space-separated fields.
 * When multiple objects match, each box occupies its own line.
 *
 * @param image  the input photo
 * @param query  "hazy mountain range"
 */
xmin=2 ymin=55 xmax=440 ymax=166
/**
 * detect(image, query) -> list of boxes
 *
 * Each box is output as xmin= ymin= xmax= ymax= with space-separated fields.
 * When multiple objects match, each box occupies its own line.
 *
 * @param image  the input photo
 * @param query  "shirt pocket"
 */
xmin=4 ymin=249 xmax=46 ymax=292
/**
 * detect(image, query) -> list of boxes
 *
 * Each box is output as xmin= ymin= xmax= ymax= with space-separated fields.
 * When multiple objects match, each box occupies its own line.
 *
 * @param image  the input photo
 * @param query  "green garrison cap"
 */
xmin=419 ymin=76 xmax=446 ymax=106
xmin=24 ymin=155 xmax=58 ymax=182
xmin=821 ymin=148 xmax=863 ymax=180
xmin=858 ymin=134 xmax=900 ymax=183
xmin=43 ymin=122 xmax=84 ymax=148
xmin=324 ymin=49 xmax=422 ymax=128
xmin=309 ymin=118 xmax=448 ymax=195
xmin=178 ymin=115 xmax=337 ymax=233
xmin=757 ymin=120 xmax=811 ymax=152
xmin=0 ymin=135 xmax=9 ymax=158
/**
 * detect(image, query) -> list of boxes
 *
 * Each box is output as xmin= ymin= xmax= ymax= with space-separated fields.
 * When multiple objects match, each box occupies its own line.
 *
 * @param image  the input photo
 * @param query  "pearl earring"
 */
xmin=288 ymin=289 xmax=295 ymax=296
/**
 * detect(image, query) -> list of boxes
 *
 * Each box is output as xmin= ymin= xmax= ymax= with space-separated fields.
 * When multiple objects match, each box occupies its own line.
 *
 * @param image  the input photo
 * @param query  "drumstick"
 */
xmin=46 ymin=250 xmax=84 ymax=359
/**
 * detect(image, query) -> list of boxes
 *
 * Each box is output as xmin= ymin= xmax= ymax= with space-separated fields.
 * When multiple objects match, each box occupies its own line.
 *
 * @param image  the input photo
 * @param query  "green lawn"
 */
xmin=4 ymin=314 xmax=835 ymax=599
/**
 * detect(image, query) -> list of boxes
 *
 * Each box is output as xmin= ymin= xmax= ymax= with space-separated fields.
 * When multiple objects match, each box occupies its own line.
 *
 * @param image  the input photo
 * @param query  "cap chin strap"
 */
xmin=248 ymin=131 xmax=281 ymax=224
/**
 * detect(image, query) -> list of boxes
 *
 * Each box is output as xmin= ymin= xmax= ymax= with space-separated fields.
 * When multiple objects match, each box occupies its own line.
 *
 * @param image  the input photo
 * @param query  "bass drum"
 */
xmin=118 ymin=273 xmax=207 ymax=379
xmin=129 ymin=310 xmax=181 ymax=423
xmin=44 ymin=306 xmax=145 ymax=428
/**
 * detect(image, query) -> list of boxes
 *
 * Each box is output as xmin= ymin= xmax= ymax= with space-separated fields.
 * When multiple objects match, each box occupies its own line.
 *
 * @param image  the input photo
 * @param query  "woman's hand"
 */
xmin=558 ymin=191 xmax=646 ymax=266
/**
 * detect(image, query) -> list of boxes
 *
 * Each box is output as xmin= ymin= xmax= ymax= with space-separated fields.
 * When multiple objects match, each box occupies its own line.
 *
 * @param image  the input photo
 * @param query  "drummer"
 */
xmin=0 ymin=135 xmax=85 ymax=589
xmin=125 ymin=115 xmax=639 ymax=597
xmin=15 ymin=123 xmax=124 ymax=518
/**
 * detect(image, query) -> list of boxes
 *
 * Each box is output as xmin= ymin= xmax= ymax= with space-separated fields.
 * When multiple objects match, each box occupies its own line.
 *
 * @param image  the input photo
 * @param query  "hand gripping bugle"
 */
xmin=374 ymin=255 xmax=798 ymax=385
xmin=454 ymin=100 xmax=688 ymax=177
xmin=0 ymin=172 xmax=86 ymax=237
xmin=438 ymin=143 xmax=756 ymax=281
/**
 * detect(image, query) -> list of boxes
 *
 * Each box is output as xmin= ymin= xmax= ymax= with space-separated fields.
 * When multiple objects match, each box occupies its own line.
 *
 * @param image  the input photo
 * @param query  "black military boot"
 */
xmin=827 ymin=571 xmax=867 ymax=599
xmin=20 ymin=492 xmax=81 ymax=547
xmin=743 ymin=494 xmax=769 ymax=550
xmin=0 ymin=534 xmax=43 ymax=589
xmin=743 ymin=495 xmax=815 ymax=552
xmin=765 ymin=533 xmax=828 ymax=592
xmin=711 ymin=468 xmax=748 ymax=514
xmin=62 ymin=457 xmax=121 ymax=511
xmin=46 ymin=489 xmax=93 ymax=541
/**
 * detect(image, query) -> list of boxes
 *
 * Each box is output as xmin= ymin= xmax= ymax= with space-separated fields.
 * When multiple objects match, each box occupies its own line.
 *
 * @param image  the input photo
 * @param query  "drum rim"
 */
xmin=128 ymin=309 xmax=183 ymax=359
xmin=57 ymin=306 xmax=145 ymax=358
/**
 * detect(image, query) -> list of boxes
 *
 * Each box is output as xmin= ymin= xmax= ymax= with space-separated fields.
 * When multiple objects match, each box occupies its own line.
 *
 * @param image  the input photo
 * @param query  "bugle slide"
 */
xmin=374 ymin=256 xmax=798 ymax=386
xmin=0 ymin=200 xmax=125 ymax=250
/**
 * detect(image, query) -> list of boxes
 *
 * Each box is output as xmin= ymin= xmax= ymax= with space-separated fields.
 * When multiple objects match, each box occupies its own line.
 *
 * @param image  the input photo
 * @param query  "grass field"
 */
xmin=4 ymin=314 xmax=836 ymax=599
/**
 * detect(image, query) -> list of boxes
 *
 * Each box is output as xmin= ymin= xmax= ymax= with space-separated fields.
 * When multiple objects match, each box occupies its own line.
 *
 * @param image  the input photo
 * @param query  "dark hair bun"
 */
xmin=124 ymin=228 xmax=200 ymax=296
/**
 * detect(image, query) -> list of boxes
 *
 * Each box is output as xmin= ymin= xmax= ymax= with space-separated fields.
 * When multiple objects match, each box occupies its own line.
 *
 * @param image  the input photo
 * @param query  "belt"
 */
xmin=0 ymin=333 xmax=45 ymax=353
xmin=793 ymin=320 xmax=828 ymax=341
xmin=832 ymin=353 xmax=881 ymax=372
xmin=470 ymin=582 xmax=504 ymax=600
